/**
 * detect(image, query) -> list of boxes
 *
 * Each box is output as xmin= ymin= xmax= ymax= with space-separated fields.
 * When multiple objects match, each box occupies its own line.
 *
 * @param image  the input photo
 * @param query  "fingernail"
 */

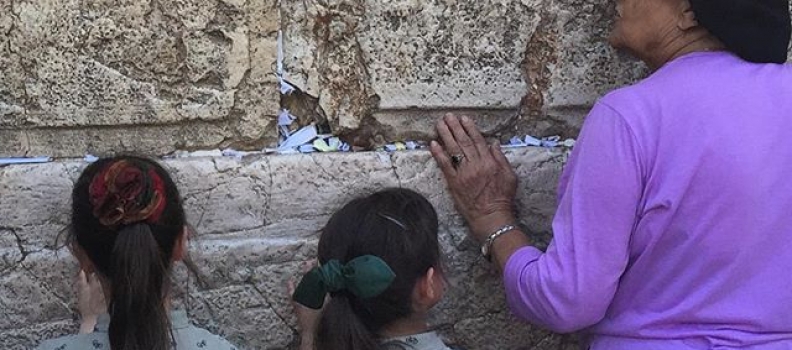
xmin=462 ymin=115 xmax=470 ymax=122
xmin=430 ymin=140 xmax=438 ymax=147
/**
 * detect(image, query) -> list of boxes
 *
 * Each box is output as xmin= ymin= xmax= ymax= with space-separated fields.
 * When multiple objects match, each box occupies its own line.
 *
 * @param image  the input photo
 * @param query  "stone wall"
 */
xmin=0 ymin=0 xmax=653 ymax=158
xmin=3 ymin=0 xmax=792 ymax=349
xmin=0 ymin=148 xmax=576 ymax=350
xmin=0 ymin=1 xmax=637 ymax=348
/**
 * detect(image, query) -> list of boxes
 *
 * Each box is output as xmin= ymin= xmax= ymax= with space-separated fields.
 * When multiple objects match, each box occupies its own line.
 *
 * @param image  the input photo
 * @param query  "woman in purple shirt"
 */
xmin=430 ymin=0 xmax=792 ymax=349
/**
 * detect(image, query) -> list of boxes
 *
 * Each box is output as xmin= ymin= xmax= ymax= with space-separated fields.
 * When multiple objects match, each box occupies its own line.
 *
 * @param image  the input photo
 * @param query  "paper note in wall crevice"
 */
xmin=276 ymin=30 xmax=296 ymax=95
xmin=0 ymin=157 xmax=53 ymax=166
xmin=277 ymin=125 xmax=318 ymax=151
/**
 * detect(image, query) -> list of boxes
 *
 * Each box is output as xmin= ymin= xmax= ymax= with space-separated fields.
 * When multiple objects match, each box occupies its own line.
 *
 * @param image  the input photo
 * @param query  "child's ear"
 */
xmin=413 ymin=267 xmax=444 ymax=311
xmin=171 ymin=226 xmax=190 ymax=262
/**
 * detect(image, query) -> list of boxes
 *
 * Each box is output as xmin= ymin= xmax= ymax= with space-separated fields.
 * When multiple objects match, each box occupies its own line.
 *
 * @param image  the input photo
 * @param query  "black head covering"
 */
xmin=689 ymin=0 xmax=791 ymax=63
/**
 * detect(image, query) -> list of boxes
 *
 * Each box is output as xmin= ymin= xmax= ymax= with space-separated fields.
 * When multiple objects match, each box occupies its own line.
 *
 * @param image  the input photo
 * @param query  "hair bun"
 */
xmin=88 ymin=160 xmax=167 ymax=227
xmin=690 ymin=0 xmax=791 ymax=64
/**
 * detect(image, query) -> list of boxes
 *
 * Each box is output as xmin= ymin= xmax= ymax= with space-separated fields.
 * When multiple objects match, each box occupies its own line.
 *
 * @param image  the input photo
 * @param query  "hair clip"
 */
xmin=378 ymin=213 xmax=407 ymax=230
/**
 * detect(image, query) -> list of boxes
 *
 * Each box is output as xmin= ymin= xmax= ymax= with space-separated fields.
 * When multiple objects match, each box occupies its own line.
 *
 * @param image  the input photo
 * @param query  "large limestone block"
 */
xmin=282 ymin=0 xmax=537 ymax=131
xmin=359 ymin=0 xmax=537 ymax=110
xmin=0 ymin=0 xmax=280 ymax=157
xmin=8 ymin=0 xmax=261 ymax=127
xmin=267 ymin=152 xmax=402 ymax=221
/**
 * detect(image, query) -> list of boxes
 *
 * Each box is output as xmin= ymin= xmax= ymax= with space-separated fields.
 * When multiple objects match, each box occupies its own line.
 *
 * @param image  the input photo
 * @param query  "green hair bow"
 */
xmin=292 ymin=255 xmax=396 ymax=309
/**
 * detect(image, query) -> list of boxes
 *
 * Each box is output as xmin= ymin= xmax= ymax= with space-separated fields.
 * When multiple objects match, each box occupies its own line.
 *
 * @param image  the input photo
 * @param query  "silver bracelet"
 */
xmin=481 ymin=224 xmax=519 ymax=261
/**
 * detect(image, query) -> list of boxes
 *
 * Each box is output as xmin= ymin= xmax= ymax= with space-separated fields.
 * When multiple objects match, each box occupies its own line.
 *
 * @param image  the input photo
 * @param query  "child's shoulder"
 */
xmin=175 ymin=324 xmax=240 ymax=350
xmin=382 ymin=331 xmax=459 ymax=350
xmin=35 ymin=327 xmax=240 ymax=350
xmin=35 ymin=333 xmax=108 ymax=350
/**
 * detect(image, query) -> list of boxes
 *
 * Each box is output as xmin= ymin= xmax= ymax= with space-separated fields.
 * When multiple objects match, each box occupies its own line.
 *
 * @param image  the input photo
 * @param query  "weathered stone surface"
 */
xmin=0 ymin=123 xmax=232 ymax=158
xmin=359 ymin=0 xmax=537 ymax=110
xmin=0 ymin=161 xmax=74 ymax=249
xmin=370 ymin=109 xmax=520 ymax=144
xmin=247 ymin=0 xmax=280 ymax=84
xmin=0 ymin=320 xmax=76 ymax=350
xmin=188 ymin=285 xmax=294 ymax=349
xmin=518 ymin=0 xmax=647 ymax=137
xmin=0 ymin=148 xmax=567 ymax=349
xmin=0 ymin=0 xmax=279 ymax=157
xmin=281 ymin=0 xmax=536 ymax=132
xmin=280 ymin=0 xmax=649 ymax=139
xmin=3 ymin=0 xmax=792 ymax=158
xmin=281 ymin=0 xmax=377 ymax=132
xmin=0 ymin=1 xmax=26 ymax=128
xmin=452 ymin=311 xmax=577 ymax=350
xmin=232 ymin=82 xmax=281 ymax=146
xmin=267 ymin=152 xmax=401 ymax=221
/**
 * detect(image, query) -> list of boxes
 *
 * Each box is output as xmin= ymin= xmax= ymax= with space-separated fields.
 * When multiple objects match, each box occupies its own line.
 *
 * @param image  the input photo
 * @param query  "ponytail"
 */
xmin=317 ymin=294 xmax=380 ymax=350
xmin=305 ymin=189 xmax=442 ymax=350
xmin=109 ymin=223 xmax=171 ymax=350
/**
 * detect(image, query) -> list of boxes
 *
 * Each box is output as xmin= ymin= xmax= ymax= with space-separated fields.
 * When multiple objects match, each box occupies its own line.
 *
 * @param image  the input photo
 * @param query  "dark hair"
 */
xmin=690 ymin=0 xmax=791 ymax=63
xmin=316 ymin=188 xmax=441 ymax=350
xmin=70 ymin=156 xmax=186 ymax=350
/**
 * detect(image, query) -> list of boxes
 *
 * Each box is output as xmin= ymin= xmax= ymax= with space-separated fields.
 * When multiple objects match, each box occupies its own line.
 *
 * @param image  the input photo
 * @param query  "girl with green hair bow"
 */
xmin=292 ymin=188 xmax=458 ymax=350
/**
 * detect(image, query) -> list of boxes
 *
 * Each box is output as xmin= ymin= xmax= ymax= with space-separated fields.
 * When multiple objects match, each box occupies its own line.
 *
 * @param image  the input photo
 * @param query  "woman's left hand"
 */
xmin=430 ymin=114 xmax=519 ymax=242
xmin=76 ymin=270 xmax=106 ymax=334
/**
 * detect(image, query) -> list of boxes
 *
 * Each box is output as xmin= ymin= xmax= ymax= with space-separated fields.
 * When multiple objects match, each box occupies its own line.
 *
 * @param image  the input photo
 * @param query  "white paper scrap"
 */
xmin=278 ymin=109 xmax=296 ymax=126
xmin=0 ymin=157 xmax=52 ymax=166
xmin=524 ymin=135 xmax=543 ymax=147
xmin=276 ymin=30 xmax=296 ymax=95
xmin=278 ymin=125 xmax=318 ymax=151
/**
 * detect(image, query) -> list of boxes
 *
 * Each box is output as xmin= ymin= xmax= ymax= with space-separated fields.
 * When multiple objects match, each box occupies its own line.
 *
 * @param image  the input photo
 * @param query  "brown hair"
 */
xmin=70 ymin=156 xmax=185 ymax=350
xmin=315 ymin=188 xmax=441 ymax=350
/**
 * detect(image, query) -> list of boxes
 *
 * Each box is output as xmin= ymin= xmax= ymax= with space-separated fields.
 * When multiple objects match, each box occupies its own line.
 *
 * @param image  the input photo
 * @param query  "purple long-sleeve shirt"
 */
xmin=504 ymin=52 xmax=792 ymax=349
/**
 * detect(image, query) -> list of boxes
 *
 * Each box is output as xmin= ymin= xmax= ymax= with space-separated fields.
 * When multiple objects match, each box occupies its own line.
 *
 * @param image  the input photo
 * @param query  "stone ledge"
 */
xmin=0 ymin=148 xmax=571 ymax=349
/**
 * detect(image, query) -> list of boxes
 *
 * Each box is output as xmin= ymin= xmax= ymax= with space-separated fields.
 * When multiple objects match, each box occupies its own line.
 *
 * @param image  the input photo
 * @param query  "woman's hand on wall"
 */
xmin=76 ymin=270 xmax=106 ymax=334
xmin=430 ymin=114 xmax=519 ymax=242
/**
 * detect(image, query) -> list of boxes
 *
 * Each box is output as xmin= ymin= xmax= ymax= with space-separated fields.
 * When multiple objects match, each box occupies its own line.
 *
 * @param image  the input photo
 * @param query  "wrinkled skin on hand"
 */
xmin=429 ymin=114 xmax=519 ymax=241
